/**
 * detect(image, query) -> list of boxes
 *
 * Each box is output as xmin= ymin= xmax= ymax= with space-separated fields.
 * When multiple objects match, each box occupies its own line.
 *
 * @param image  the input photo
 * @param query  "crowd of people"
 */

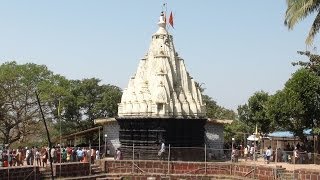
xmin=0 ymin=146 xmax=100 ymax=167
xmin=230 ymin=142 xmax=316 ymax=164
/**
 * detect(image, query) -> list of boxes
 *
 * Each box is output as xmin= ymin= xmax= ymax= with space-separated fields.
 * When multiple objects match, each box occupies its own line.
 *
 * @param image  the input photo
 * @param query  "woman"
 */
xmin=41 ymin=148 xmax=48 ymax=167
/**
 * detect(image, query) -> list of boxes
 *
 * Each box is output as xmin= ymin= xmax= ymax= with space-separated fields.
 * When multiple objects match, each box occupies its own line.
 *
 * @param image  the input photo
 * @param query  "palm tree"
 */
xmin=284 ymin=0 xmax=320 ymax=45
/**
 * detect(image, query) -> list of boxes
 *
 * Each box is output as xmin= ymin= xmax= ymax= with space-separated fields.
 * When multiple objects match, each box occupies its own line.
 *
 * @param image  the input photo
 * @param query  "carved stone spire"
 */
xmin=118 ymin=13 xmax=206 ymax=118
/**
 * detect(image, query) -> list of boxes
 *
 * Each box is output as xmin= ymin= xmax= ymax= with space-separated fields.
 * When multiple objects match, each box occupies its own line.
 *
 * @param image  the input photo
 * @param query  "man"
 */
xmin=26 ymin=147 xmax=31 ymax=165
xmin=249 ymin=143 xmax=255 ymax=160
xmin=266 ymin=146 xmax=272 ymax=164
xmin=76 ymin=148 xmax=83 ymax=162
xmin=115 ymin=148 xmax=122 ymax=160
xmin=158 ymin=141 xmax=165 ymax=160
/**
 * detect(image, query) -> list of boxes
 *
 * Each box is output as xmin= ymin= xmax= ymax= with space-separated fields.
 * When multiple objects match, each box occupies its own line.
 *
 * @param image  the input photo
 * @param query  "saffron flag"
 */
xmin=169 ymin=11 xmax=174 ymax=28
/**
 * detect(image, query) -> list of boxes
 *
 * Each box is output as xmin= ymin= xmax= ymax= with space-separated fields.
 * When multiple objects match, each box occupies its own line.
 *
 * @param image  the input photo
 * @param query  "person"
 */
xmin=244 ymin=145 xmax=248 ymax=161
xmin=76 ymin=148 xmax=83 ymax=162
xmin=95 ymin=149 xmax=99 ymax=160
xmin=158 ymin=141 xmax=165 ymax=160
xmin=115 ymin=148 xmax=122 ymax=160
xmin=61 ymin=148 xmax=67 ymax=163
xmin=26 ymin=147 xmax=32 ymax=165
xmin=50 ymin=146 xmax=56 ymax=163
xmin=16 ymin=149 xmax=23 ymax=166
xmin=266 ymin=146 xmax=272 ymax=164
xmin=293 ymin=147 xmax=299 ymax=164
xmin=91 ymin=148 xmax=96 ymax=164
xmin=41 ymin=148 xmax=48 ymax=167
xmin=249 ymin=143 xmax=255 ymax=160
xmin=35 ymin=148 xmax=41 ymax=166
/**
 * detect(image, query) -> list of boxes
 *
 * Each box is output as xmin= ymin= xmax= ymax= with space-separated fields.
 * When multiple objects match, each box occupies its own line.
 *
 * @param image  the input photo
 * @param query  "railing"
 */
xmin=110 ymin=144 xmax=320 ymax=179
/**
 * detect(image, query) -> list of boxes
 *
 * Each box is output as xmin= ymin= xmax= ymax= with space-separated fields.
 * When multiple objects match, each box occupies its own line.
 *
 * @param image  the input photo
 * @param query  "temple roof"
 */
xmin=118 ymin=12 xmax=206 ymax=119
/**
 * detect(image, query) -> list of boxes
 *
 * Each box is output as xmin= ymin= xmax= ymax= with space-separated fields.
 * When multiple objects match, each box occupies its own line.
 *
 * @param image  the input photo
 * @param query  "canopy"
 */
xmin=247 ymin=135 xmax=259 ymax=141
xmin=268 ymin=129 xmax=312 ymax=138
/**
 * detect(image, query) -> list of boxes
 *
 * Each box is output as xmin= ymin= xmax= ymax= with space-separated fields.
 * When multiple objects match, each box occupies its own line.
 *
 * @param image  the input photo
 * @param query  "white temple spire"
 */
xmin=118 ymin=12 xmax=206 ymax=118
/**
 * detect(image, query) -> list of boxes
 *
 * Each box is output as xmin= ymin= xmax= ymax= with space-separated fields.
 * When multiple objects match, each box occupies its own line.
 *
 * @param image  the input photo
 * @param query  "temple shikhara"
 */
xmin=95 ymin=12 xmax=227 ymax=161
xmin=117 ymin=12 xmax=206 ymax=118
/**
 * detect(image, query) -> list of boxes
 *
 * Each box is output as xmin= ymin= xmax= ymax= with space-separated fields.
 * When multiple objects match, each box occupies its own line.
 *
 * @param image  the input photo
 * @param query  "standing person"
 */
xmin=249 ymin=143 xmax=255 ymax=160
xmin=42 ymin=148 xmax=48 ymax=167
xmin=115 ymin=148 xmax=122 ymax=160
xmin=35 ymin=149 xmax=41 ymax=166
xmin=16 ymin=149 xmax=23 ymax=166
xmin=76 ymin=148 xmax=83 ymax=162
xmin=293 ymin=147 xmax=299 ymax=164
xmin=266 ymin=146 xmax=272 ymax=164
xmin=244 ymin=145 xmax=248 ymax=161
xmin=26 ymin=147 xmax=31 ymax=165
xmin=95 ymin=149 xmax=99 ymax=160
xmin=50 ymin=146 xmax=56 ymax=163
xmin=61 ymin=148 xmax=67 ymax=163
xmin=31 ymin=147 xmax=36 ymax=165
xmin=91 ymin=148 xmax=96 ymax=164
xmin=158 ymin=141 xmax=165 ymax=160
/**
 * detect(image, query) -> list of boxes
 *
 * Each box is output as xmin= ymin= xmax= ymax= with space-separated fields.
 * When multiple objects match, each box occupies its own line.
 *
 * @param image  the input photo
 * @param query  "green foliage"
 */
xmin=284 ymin=0 xmax=320 ymax=45
xmin=203 ymin=95 xmax=236 ymax=120
xmin=237 ymin=91 xmax=273 ymax=134
xmin=267 ymin=68 xmax=320 ymax=140
xmin=0 ymin=61 xmax=122 ymax=146
xmin=224 ymin=120 xmax=250 ymax=144
xmin=57 ymin=78 xmax=122 ymax=136
xmin=0 ymin=61 xmax=54 ymax=145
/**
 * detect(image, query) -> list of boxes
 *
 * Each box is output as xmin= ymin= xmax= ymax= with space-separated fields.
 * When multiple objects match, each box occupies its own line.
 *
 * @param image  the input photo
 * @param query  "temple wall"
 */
xmin=104 ymin=121 xmax=120 ymax=156
xmin=205 ymin=123 xmax=225 ymax=158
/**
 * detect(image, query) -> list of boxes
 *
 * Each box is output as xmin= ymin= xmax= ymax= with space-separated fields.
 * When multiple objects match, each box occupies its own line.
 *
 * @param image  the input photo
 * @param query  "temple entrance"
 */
xmin=116 ymin=117 xmax=206 ymax=161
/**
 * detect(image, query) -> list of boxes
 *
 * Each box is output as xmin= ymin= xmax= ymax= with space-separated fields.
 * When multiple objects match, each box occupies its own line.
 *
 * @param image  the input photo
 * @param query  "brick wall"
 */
xmin=104 ymin=121 xmax=120 ymax=156
xmin=292 ymin=169 xmax=320 ymax=180
xmin=104 ymin=160 xmax=280 ymax=179
xmin=0 ymin=166 xmax=40 ymax=180
xmin=54 ymin=162 xmax=90 ymax=177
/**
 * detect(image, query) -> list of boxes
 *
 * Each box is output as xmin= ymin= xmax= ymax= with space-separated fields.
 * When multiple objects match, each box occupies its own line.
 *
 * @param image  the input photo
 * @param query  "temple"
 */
xmin=115 ymin=12 xmax=207 ymax=160
xmin=94 ymin=12 xmax=229 ymax=161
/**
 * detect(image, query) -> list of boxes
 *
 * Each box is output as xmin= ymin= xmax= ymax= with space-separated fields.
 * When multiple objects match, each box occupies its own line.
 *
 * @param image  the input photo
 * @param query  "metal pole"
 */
xmin=275 ymin=140 xmax=278 ymax=164
xmin=89 ymin=140 xmax=91 ymax=175
xmin=104 ymin=137 xmax=107 ymax=157
xmin=98 ymin=128 xmax=101 ymax=159
xmin=167 ymin=144 xmax=170 ymax=175
xmin=35 ymin=91 xmax=54 ymax=180
xmin=59 ymin=100 xmax=62 ymax=177
xmin=205 ymin=144 xmax=207 ymax=174
xmin=132 ymin=143 xmax=135 ymax=173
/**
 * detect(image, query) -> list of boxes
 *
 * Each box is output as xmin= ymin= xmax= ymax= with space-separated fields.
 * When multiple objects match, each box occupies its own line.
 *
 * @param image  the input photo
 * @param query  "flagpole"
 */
xmin=58 ymin=100 xmax=62 ymax=177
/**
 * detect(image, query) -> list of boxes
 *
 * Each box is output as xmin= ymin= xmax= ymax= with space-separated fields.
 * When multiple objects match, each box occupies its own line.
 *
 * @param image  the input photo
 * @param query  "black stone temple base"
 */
xmin=116 ymin=117 xmax=207 ymax=161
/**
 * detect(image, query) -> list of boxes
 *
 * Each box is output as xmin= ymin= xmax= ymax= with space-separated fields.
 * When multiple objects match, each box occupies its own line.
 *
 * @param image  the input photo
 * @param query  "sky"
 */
xmin=0 ymin=1 xmax=317 ymax=111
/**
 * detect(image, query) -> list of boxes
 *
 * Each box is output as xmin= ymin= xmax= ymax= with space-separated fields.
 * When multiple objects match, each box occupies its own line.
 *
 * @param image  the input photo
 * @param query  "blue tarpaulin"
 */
xmin=268 ymin=129 xmax=312 ymax=138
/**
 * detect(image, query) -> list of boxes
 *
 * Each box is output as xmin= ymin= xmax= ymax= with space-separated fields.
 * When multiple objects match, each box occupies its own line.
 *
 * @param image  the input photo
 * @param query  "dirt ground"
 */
xmin=236 ymin=157 xmax=320 ymax=171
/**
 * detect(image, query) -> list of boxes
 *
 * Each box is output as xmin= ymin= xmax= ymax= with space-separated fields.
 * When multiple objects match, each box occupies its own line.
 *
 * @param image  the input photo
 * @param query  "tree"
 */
xmin=238 ymin=91 xmax=273 ymax=134
xmin=203 ymin=95 xmax=236 ymax=120
xmin=267 ymin=68 xmax=320 ymax=141
xmin=0 ymin=61 xmax=54 ymax=145
xmin=58 ymin=78 xmax=122 ymax=136
xmin=292 ymin=50 xmax=320 ymax=75
xmin=284 ymin=0 xmax=320 ymax=45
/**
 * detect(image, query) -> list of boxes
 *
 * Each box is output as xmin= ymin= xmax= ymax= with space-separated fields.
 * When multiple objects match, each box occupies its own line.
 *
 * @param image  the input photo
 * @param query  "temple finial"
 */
xmin=156 ymin=11 xmax=167 ymax=34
